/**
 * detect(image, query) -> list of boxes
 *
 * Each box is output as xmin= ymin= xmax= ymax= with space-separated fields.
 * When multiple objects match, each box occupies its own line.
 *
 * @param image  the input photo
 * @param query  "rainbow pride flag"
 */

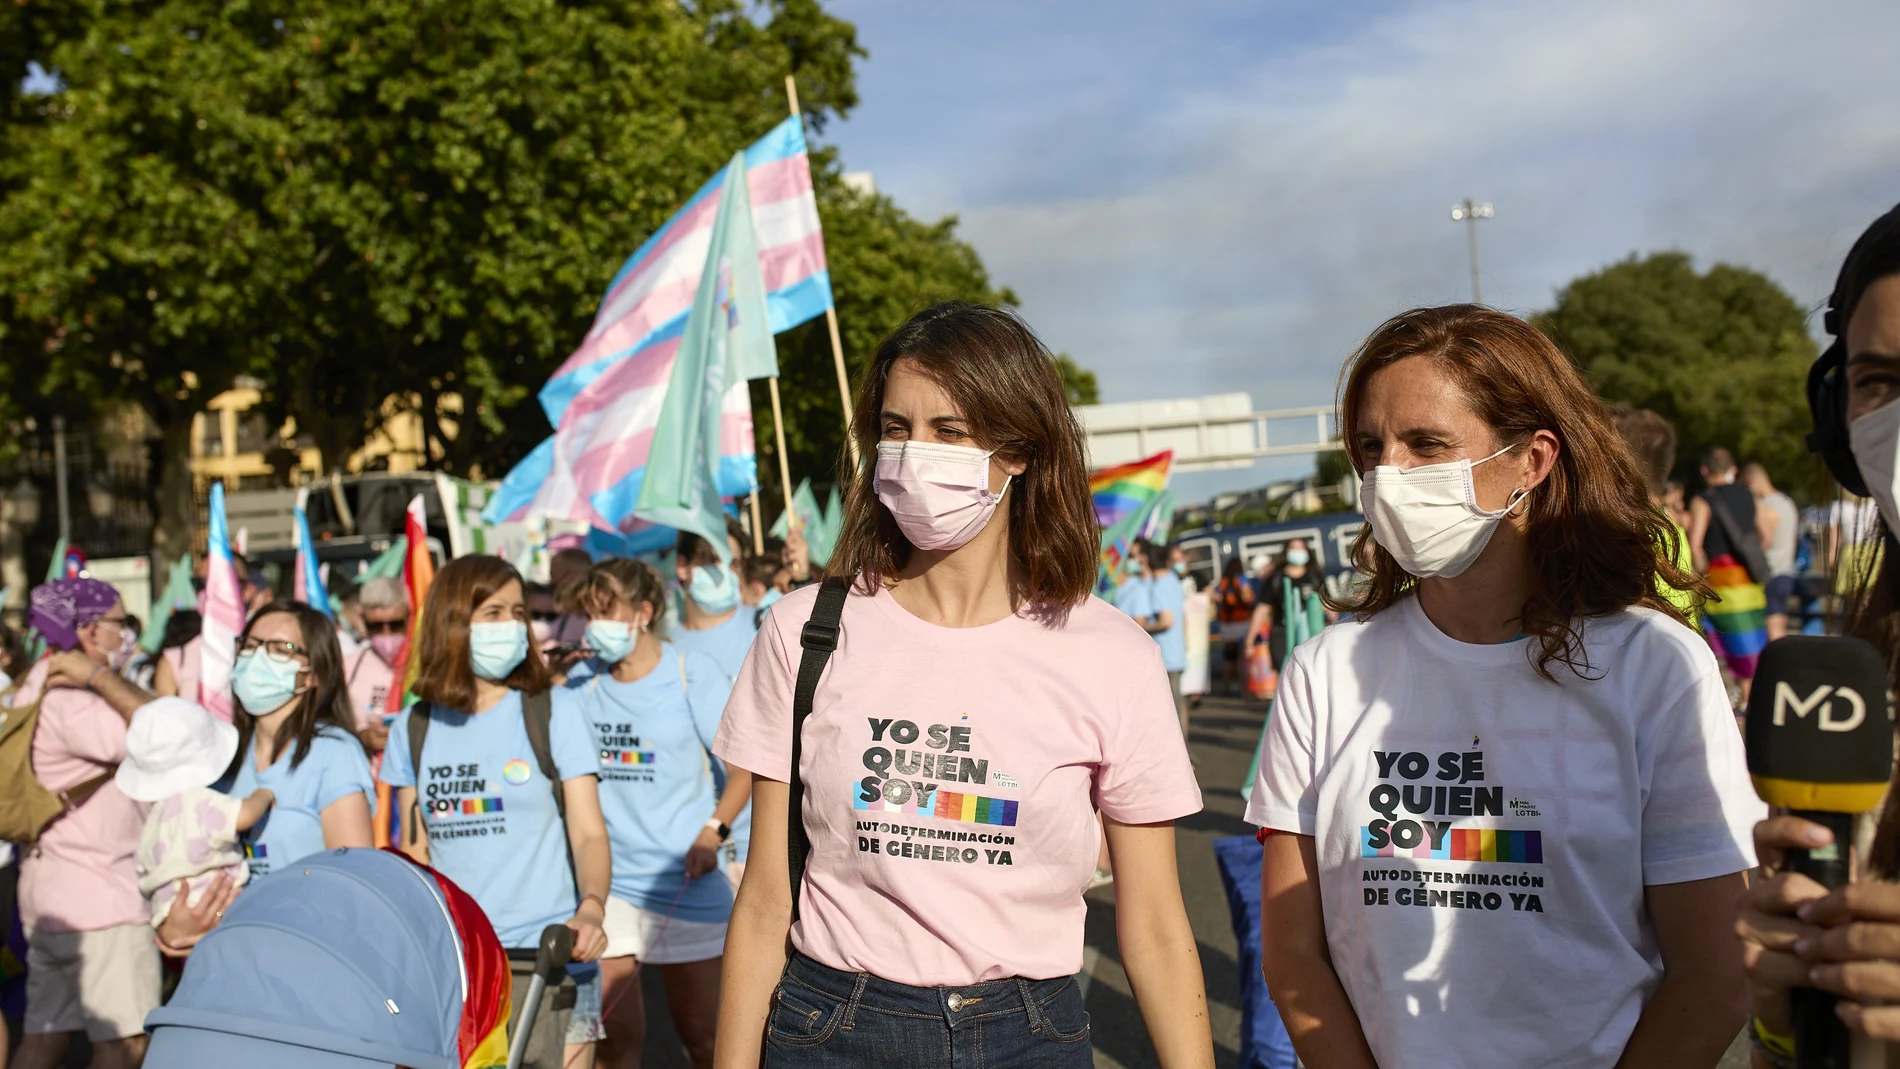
xmin=458 ymin=798 xmax=504 ymax=816
xmin=605 ymin=750 xmax=656 ymax=765
xmin=855 ymin=787 xmax=1019 ymax=826
xmin=1360 ymin=827 xmax=1544 ymax=862
xmin=1702 ymin=554 xmax=1767 ymax=679
xmin=1089 ymin=451 xmax=1173 ymax=528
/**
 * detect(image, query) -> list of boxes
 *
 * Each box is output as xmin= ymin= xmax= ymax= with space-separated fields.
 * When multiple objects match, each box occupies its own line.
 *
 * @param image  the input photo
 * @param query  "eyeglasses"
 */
xmin=239 ymin=637 xmax=307 ymax=663
xmin=363 ymin=619 xmax=407 ymax=636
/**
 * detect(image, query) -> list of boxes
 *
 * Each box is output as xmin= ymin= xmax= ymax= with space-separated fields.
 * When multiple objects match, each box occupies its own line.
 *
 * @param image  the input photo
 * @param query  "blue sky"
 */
xmin=820 ymin=0 xmax=1900 ymax=503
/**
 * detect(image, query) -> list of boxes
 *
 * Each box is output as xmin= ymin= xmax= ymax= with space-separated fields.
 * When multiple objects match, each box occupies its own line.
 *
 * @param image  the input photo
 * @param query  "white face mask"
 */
xmin=1358 ymin=445 xmax=1529 ymax=579
xmin=1850 ymin=399 xmax=1900 ymax=538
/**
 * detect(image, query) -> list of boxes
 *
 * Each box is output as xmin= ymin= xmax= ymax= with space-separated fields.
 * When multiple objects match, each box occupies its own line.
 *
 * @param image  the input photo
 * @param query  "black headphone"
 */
xmin=1807 ymin=298 xmax=1868 ymax=496
xmin=1809 ymin=202 xmax=1900 ymax=498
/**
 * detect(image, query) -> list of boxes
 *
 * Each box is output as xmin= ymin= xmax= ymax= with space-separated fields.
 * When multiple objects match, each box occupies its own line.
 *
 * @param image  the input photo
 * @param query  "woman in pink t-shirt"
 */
xmin=712 ymin=303 xmax=1213 ymax=1069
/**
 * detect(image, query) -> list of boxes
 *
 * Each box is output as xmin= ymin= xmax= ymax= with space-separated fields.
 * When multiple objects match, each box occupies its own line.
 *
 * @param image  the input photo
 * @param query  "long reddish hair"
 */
xmin=1337 ymin=305 xmax=1702 ymax=680
xmin=830 ymin=302 xmax=1098 ymax=609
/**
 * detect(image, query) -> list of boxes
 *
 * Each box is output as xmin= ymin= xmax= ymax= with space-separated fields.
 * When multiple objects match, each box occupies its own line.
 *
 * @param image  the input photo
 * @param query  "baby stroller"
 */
xmin=142 ymin=847 xmax=569 ymax=1069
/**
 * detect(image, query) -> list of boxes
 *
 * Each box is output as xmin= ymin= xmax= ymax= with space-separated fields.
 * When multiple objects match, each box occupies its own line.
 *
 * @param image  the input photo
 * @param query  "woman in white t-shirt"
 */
xmin=1248 ymin=305 xmax=1759 ymax=1069
xmin=712 ymin=302 xmax=1212 ymax=1069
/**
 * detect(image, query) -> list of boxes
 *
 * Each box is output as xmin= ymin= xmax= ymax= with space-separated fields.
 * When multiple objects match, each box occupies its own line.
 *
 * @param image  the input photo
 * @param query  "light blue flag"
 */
xmin=629 ymin=151 xmax=775 ymax=564
xmin=140 ymin=555 xmax=195 ymax=654
xmin=293 ymin=506 xmax=333 ymax=619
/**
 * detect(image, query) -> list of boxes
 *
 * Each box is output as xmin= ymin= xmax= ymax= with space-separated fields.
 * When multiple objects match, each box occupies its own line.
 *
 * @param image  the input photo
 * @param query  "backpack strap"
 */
xmin=521 ymin=689 xmax=565 ymax=821
xmin=57 ymin=770 xmax=117 ymax=814
xmin=788 ymin=576 xmax=850 ymax=923
xmin=405 ymin=700 xmax=433 ymax=847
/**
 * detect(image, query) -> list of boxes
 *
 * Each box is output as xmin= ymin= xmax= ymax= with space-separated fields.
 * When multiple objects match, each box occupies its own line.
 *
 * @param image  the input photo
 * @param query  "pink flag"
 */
xmin=199 ymin=482 xmax=246 ymax=722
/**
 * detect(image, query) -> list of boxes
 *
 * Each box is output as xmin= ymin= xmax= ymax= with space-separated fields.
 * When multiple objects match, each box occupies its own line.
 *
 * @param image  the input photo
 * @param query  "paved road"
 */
xmin=634 ymin=690 xmax=1749 ymax=1067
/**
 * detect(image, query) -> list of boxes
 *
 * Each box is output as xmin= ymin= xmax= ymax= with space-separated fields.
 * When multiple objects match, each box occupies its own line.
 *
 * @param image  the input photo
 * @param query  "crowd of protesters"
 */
xmin=9 ymin=202 xmax=1900 ymax=1069
xmin=0 ymin=517 xmax=817 ymax=1069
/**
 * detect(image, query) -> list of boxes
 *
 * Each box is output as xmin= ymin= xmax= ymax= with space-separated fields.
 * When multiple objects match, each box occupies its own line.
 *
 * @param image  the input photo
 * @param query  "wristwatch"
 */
xmin=704 ymin=817 xmax=731 ymax=843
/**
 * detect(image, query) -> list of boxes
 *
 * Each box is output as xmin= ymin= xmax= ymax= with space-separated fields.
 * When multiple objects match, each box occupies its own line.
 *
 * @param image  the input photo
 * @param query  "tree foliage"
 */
xmin=1531 ymin=251 xmax=1823 ymax=499
xmin=1 ymin=0 xmax=1096 ymax=548
xmin=1053 ymin=355 xmax=1099 ymax=406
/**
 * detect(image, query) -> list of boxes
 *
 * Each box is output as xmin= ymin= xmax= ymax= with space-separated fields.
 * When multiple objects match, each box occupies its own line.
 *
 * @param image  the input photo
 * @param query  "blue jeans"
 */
xmin=763 ymin=953 xmax=1093 ymax=1068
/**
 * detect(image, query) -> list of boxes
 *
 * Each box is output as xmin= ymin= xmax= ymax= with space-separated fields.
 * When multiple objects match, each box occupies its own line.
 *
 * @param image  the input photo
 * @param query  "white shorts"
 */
xmin=25 ymin=923 xmax=161 ymax=1041
xmin=601 ymin=895 xmax=727 ymax=964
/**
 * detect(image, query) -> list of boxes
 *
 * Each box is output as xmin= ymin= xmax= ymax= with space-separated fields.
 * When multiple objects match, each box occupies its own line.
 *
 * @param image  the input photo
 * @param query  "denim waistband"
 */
xmin=781 ymin=952 xmax=1075 ymax=1028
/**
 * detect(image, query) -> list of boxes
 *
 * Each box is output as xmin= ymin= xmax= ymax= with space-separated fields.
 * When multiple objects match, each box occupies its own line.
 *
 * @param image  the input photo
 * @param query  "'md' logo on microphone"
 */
xmin=1745 ymin=636 xmax=1894 ymax=814
xmin=1772 ymin=682 xmax=1870 ymax=732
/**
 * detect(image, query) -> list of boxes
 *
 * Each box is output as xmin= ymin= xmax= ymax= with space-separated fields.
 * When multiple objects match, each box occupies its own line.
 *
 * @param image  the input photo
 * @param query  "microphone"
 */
xmin=1744 ymin=635 xmax=1895 ymax=1069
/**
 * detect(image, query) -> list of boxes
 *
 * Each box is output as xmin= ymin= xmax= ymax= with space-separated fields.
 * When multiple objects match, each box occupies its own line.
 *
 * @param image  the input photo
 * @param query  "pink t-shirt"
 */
xmin=14 ymin=661 xmax=149 ymax=934
xmin=343 ymin=647 xmax=396 ymax=730
xmin=714 ymin=582 xmax=1201 ymax=986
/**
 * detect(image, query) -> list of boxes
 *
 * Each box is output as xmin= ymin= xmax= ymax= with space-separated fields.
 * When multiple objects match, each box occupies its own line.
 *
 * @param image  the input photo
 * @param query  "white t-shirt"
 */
xmin=1762 ymin=490 xmax=1799 ymax=578
xmin=1246 ymin=595 xmax=1759 ymax=1069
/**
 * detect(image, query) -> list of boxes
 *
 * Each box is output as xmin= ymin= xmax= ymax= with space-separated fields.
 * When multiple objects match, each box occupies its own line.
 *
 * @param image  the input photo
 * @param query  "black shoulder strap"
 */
xmin=788 ymin=576 xmax=850 ymax=923
xmin=406 ymin=701 xmax=432 ymax=847
xmin=521 ymin=689 xmax=565 ymax=820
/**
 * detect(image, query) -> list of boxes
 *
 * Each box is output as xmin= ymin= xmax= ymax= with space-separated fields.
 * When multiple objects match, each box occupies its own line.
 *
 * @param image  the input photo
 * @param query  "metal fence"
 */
xmin=3 ymin=427 xmax=156 ymax=579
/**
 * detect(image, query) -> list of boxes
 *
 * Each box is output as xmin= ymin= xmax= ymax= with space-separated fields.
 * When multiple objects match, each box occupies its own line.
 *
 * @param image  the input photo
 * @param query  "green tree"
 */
xmin=1532 ymin=251 xmax=1822 ymax=498
xmin=0 ymin=0 xmax=864 ymax=551
xmin=1054 ymin=354 xmax=1099 ymax=406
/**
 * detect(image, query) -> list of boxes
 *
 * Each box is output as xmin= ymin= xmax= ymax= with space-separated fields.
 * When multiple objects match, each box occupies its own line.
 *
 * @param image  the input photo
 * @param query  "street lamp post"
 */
xmin=1450 ymin=199 xmax=1493 ymax=304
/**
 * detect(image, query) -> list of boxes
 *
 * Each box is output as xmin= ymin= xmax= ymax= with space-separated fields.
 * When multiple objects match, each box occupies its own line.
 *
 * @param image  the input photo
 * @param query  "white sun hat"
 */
xmin=115 ymin=698 xmax=240 ymax=802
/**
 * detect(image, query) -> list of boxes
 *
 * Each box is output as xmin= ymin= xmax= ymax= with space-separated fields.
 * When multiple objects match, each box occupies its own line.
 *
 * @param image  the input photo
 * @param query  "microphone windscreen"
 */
xmin=1744 ymin=636 xmax=1894 ymax=813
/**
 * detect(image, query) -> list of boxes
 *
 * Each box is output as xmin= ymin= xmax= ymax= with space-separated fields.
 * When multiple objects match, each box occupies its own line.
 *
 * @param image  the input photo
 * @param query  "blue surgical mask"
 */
xmin=688 ymin=565 xmax=739 ymax=614
xmin=469 ymin=621 xmax=529 ymax=681
xmin=233 ymin=650 xmax=306 ymax=715
xmin=1284 ymin=549 xmax=1310 ymax=567
xmin=756 ymin=588 xmax=784 ymax=612
xmin=584 ymin=620 xmax=636 ymax=665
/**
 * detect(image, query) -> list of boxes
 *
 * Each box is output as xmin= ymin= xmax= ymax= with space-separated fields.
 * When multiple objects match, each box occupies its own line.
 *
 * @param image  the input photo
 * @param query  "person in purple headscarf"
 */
xmin=12 ymin=578 xmax=163 ymax=1069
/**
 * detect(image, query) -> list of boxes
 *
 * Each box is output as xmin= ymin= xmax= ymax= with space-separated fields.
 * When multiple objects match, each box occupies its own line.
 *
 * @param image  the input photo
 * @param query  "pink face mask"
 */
xmin=873 ymin=441 xmax=1011 ymax=551
xmin=369 ymin=634 xmax=406 ymax=666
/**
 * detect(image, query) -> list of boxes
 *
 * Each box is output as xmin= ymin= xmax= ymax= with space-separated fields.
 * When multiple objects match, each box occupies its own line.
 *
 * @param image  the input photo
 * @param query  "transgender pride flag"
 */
xmin=484 ymin=117 xmax=832 ymax=532
xmin=199 ymin=482 xmax=246 ymax=723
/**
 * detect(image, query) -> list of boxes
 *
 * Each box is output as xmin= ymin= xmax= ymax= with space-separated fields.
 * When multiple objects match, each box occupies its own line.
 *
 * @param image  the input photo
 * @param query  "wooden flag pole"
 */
xmin=785 ymin=73 xmax=859 ymax=468
xmin=747 ymin=492 xmax=764 ymax=554
xmin=768 ymin=376 xmax=799 ymax=535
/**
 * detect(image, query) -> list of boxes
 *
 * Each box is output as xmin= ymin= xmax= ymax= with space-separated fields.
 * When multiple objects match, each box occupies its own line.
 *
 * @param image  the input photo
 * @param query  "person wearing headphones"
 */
xmin=1738 ymin=202 xmax=1900 ymax=1062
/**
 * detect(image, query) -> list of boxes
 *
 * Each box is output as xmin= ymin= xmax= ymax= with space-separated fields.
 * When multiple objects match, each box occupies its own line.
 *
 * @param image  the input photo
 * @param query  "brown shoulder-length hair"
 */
xmin=572 ymin=558 xmax=669 ymax=639
xmin=1337 ymin=305 xmax=1705 ymax=680
xmin=831 ymin=302 xmax=1098 ymax=609
xmin=412 ymin=555 xmax=549 ymax=712
xmin=228 ymin=600 xmax=361 ymax=773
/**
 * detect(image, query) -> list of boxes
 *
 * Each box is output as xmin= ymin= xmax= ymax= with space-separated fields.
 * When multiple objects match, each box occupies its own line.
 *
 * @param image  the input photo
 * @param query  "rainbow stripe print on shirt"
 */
xmin=603 ymin=750 xmax=656 ymax=765
xmin=855 ymin=786 xmax=1019 ymax=826
xmin=1361 ymin=826 xmax=1543 ymax=863
xmin=459 ymin=797 xmax=505 ymax=815
xmin=243 ymin=841 xmax=266 ymax=860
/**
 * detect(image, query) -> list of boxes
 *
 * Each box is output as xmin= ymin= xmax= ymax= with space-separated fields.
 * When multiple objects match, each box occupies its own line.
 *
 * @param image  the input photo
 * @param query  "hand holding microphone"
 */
xmin=1741 ymin=636 xmax=1896 ymax=1065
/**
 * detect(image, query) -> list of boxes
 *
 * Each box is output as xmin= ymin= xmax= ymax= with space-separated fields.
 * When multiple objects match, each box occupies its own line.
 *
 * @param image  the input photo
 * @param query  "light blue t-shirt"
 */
xmin=560 ymin=645 xmax=736 ymax=923
xmin=380 ymin=690 xmax=598 ymax=948
xmin=229 ymin=725 xmax=375 ymax=880
xmin=668 ymin=610 xmax=758 ymax=861
xmin=670 ymin=609 xmax=759 ymax=679
xmin=1146 ymin=572 xmax=1188 ymax=672
xmin=1115 ymin=576 xmax=1153 ymax=620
